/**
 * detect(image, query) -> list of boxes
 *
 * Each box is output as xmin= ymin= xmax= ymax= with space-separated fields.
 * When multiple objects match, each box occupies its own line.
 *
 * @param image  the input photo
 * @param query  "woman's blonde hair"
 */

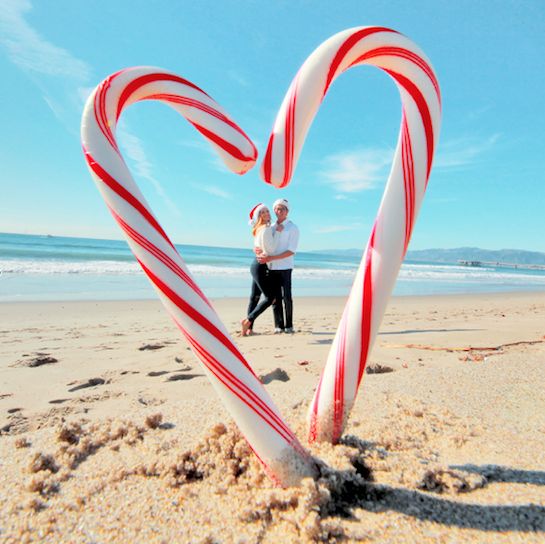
xmin=252 ymin=211 xmax=269 ymax=236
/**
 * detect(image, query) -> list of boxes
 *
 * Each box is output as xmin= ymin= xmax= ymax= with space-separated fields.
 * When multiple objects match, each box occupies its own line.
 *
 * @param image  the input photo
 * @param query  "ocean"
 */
xmin=1 ymin=232 xmax=545 ymax=302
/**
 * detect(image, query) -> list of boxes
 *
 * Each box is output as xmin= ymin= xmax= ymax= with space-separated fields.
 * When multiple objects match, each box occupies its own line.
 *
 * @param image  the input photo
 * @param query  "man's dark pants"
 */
xmin=270 ymin=269 xmax=293 ymax=330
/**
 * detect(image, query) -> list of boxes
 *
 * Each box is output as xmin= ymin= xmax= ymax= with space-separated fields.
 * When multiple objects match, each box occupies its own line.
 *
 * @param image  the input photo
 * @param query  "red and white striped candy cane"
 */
xmin=81 ymin=67 xmax=316 ymax=486
xmin=260 ymin=28 xmax=442 ymax=443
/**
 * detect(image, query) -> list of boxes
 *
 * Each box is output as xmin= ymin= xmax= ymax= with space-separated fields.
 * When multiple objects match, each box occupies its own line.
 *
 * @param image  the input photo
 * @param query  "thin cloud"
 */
xmin=320 ymin=148 xmax=393 ymax=193
xmin=435 ymin=134 xmax=501 ymax=169
xmin=466 ymin=105 xmax=493 ymax=122
xmin=194 ymin=184 xmax=232 ymax=200
xmin=0 ymin=0 xmax=90 ymax=80
xmin=178 ymin=138 xmax=235 ymax=174
xmin=118 ymin=124 xmax=181 ymax=217
xmin=0 ymin=0 xmax=93 ymax=135
xmin=77 ymin=86 xmax=95 ymax=106
xmin=1 ymin=0 xmax=184 ymax=224
xmin=178 ymin=138 xmax=212 ymax=152
xmin=227 ymin=69 xmax=249 ymax=87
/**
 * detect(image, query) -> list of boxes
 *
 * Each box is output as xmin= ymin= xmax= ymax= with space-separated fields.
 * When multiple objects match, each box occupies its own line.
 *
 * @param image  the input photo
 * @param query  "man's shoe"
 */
xmin=274 ymin=328 xmax=284 ymax=334
xmin=285 ymin=327 xmax=295 ymax=334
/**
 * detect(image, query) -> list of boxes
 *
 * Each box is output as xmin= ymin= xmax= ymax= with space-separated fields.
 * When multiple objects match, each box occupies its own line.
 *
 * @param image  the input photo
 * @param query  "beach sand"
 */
xmin=1 ymin=293 xmax=544 ymax=542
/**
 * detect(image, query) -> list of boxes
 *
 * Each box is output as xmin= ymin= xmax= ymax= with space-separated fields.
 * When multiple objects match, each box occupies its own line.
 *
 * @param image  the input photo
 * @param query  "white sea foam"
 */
xmin=0 ymin=259 xmax=142 ymax=275
xmin=2 ymin=259 xmax=545 ymax=286
xmin=0 ymin=259 xmax=353 ymax=279
xmin=399 ymin=264 xmax=545 ymax=284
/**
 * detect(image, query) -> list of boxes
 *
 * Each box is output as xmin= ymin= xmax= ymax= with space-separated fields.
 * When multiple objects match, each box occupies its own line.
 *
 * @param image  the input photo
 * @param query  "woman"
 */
xmin=241 ymin=203 xmax=282 ymax=336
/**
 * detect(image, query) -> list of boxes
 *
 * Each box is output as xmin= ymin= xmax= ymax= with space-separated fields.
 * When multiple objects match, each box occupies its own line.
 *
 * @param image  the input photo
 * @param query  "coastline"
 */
xmin=1 ymin=292 xmax=544 ymax=541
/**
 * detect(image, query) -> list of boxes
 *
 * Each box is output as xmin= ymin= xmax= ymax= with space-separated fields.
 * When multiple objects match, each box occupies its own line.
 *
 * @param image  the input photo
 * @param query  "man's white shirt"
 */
xmin=268 ymin=220 xmax=299 ymax=270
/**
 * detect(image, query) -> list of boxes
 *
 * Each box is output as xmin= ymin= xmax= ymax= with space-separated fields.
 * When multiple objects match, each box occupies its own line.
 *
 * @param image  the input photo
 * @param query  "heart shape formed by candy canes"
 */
xmin=80 ymin=67 xmax=316 ymax=487
xmin=261 ymin=26 xmax=441 ymax=444
xmin=80 ymin=26 xmax=441 ymax=487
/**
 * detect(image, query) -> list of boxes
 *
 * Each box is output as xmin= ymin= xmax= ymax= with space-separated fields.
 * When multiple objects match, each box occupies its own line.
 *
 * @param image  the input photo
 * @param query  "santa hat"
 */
xmin=273 ymin=198 xmax=290 ymax=211
xmin=248 ymin=203 xmax=267 ymax=226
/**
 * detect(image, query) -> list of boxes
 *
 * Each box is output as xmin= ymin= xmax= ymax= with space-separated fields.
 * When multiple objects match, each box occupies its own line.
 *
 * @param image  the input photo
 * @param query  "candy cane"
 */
xmin=81 ymin=67 xmax=316 ymax=486
xmin=261 ymin=28 xmax=442 ymax=443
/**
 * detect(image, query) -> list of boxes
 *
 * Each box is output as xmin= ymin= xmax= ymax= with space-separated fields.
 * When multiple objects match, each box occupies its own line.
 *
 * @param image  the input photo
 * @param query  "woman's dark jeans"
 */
xmin=247 ymin=260 xmax=279 ymax=325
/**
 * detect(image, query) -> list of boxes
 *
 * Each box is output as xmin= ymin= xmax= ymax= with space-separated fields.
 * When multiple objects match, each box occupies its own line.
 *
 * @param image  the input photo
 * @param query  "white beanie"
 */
xmin=273 ymin=198 xmax=289 ymax=211
xmin=248 ymin=203 xmax=267 ymax=226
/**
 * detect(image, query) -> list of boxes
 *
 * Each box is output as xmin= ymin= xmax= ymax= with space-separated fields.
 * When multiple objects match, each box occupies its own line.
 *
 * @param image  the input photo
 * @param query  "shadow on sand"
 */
xmin=323 ymin=437 xmax=545 ymax=533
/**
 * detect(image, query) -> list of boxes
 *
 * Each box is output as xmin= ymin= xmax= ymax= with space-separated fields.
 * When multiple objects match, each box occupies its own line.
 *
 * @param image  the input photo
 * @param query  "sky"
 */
xmin=0 ymin=0 xmax=544 ymax=252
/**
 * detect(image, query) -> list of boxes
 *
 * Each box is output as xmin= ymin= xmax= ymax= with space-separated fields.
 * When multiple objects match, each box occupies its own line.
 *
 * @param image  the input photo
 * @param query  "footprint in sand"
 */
xmin=138 ymin=343 xmax=166 ymax=351
xmin=174 ymin=357 xmax=192 ymax=370
xmin=15 ymin=353 xmax=58 ymax=368
xmin=49 ymin=399 xmax=70 ymax=405
xmin=137 ymin=395 xmax=165 ymax=406
xmin=259 ymin=368 xmax=290 ymax=384
xmin=366 ymin=364 xmax=394 ymax=375
xmin=147 ymin=370 xmax=170 ymax=377
xmin=68 ymin=378 xmax=106 ymax=392
xmin=166 ymin=374 xmax=202 ymax=382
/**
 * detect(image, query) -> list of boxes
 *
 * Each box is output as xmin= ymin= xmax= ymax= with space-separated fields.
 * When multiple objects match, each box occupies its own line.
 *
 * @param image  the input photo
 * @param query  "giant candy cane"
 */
xmin=261 ymin=27 xmax=442 ymax=443
xmin=81 ymin=67 xmax=316 ymax=486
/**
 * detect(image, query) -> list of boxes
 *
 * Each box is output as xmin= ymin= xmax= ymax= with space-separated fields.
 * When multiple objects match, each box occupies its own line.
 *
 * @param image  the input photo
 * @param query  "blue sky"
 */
xmin=1 ymin=0 xmax=544 ymax=251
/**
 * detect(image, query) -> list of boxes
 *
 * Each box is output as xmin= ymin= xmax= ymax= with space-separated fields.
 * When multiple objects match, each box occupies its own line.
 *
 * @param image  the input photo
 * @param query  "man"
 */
xmin=257 ymin=198 xmax=299 ymax=334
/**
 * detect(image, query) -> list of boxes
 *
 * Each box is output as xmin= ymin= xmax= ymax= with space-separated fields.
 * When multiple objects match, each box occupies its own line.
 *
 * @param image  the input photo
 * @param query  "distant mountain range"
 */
xmin=312 ymin=247 xmax=545 ymax=265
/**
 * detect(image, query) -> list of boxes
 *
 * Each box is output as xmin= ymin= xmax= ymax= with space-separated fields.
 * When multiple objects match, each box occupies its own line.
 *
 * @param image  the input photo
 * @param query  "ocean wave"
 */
xmin=2 ymin=259 xmax=545 ymax=285
xmin=0 ymin=259 xmax=142 ymax=275
xmin=399 ymin=264 xmax=545 ymax=284
xmin=0 ymin=259 xmax=357 ymax=280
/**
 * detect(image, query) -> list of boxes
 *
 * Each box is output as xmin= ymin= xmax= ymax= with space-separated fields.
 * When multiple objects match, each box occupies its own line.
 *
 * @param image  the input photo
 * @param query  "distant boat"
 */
xmin=458 ymin=260 xmax=482 ymax=267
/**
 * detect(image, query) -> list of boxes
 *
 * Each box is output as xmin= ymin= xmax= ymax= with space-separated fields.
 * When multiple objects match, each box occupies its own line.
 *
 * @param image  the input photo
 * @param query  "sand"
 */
xmin=1 ymin=293 xmax=544 ymax=542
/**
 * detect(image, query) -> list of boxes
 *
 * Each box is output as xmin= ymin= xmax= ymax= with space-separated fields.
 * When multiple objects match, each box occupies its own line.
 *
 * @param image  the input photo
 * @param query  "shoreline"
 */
xmin=2 ymin=288 xmax=545 ymax=305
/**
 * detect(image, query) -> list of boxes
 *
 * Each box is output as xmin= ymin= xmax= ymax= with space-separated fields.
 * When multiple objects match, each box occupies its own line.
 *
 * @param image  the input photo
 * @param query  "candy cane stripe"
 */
xmin=402 ymin=113 xmax=416 ymax=254
xmin=138 ymin=260 xmax=256 ymax=376
xmin=116 ymin=72 xmax=210 ymax=120
xmin=349 ymin=47 xmax=441 ymax=102
xmin=94 ymin=75 xmax=120 ymax=153
xmin=84 ymin=150 xmax=173 ymax=247
xmin=183 ymin=334 xmax=296 ymax=444
xmin=145 ymin=93 xmax=257 ymax=146
xmin=356 ymin=224 xmax=377 ymax=387
xmin=109 ymin=207 xmax=210 ymax=305
xmin=324 ymin=26 xmax=398 ymax=96
xmin=383 ymin=68 xmax=435 ymax=180
xmin=332 ymin=313 xmax=348 ymax=441
xmin=188 ymin=121 xmax=257 ymax=164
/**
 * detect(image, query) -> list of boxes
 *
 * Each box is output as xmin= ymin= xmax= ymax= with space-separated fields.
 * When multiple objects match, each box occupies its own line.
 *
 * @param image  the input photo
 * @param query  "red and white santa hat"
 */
xmin=248 ymin=203 xmax=267 ymax=226
xmin=273 ymin=198 xmax=289 ymax=211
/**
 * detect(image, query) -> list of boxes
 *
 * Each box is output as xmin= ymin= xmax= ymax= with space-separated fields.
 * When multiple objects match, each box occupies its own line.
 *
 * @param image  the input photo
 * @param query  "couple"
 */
xmin=241 ymin=198 xmax=299 ymax=336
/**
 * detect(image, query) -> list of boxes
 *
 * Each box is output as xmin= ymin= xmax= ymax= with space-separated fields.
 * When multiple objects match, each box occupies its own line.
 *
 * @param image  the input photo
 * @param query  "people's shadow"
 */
xmin=323 ymin=436 xmax=545 ymax=533
xmin=450 ymin=464 xmax=545 ymax=486
xmin=379 ymin=327 xmax=485 ymax=335
xmin=309 ymin=327 xmax=485 ymax=345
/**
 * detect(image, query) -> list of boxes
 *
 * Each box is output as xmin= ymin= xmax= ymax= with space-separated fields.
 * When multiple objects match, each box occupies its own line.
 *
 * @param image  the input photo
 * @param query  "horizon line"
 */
xmin=1 ymin=231 xmax=544 ymax=256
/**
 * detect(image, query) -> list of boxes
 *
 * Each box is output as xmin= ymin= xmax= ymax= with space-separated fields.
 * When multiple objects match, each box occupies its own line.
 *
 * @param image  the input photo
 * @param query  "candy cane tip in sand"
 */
xmin=260 ymin=28 xmax=441 ymax=443
xmin=80 ymin=66 xmax=316 ymax=486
